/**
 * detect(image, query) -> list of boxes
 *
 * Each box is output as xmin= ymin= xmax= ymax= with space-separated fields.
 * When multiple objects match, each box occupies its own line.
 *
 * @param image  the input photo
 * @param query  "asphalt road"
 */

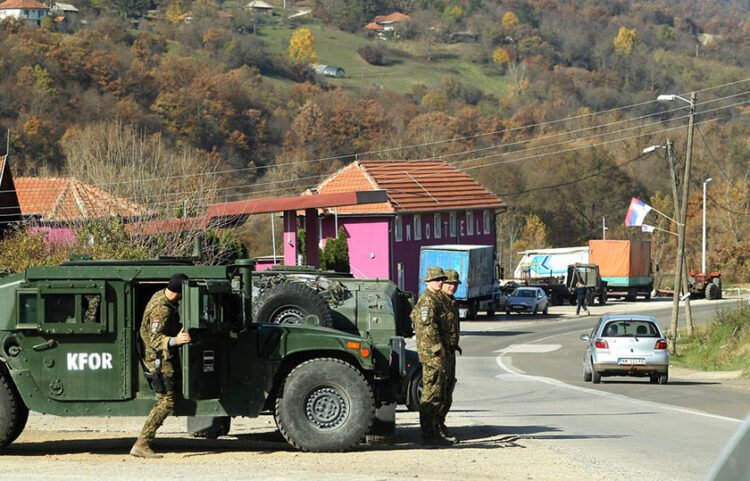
xmin=450 ymin=296 xmax=749 ymax=481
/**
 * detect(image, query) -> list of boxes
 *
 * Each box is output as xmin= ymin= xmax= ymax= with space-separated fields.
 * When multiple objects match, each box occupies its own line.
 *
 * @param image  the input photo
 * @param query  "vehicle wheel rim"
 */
xmin=305 ymin=386 xmax=349 ymax=429
xmin=273 ymin=306 xmax=305 ymax=324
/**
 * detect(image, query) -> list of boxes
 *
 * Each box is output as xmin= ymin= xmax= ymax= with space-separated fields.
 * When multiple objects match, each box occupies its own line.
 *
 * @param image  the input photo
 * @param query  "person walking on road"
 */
xmin=410 ymin=266 xmax=453 ymax=446
xmin=575 ymin=281 xmax=589 ymax=316
xmin=439 ymin=269 xmax=462 ymax=443
xmin=131 ymin=273 xmax=191 ymax=459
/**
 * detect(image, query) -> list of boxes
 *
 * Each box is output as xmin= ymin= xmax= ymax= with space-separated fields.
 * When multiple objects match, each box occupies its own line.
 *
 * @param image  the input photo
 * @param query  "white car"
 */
xmin=580 ymin=315 xmax=669 ymax=384
xmin=505 ymin=287 xmax=549 ymax=315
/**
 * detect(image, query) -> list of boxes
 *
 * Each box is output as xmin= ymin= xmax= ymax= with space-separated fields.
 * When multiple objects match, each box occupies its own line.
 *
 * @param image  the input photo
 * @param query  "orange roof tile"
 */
xmin=0 ymin=0 xmax=48 ymax=9
xmin=364 ymin=22 xmax=384 ymax=30
xmin=311 ymin=160 xmax=505 ymax=215
xmin=14 ymin=177 xmax=154 ymax=221
xmin=372 ymin=12 xmax=409 ymax=23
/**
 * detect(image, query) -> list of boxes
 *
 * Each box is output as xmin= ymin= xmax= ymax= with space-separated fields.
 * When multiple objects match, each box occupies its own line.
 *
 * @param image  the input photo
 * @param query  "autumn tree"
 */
xmin=492 ymin=48 xmax=511 ymax=66
xmin=613 ymin=26 xmax=640 ymax=55
xmin=511 ymin=214 xmax=550 ymax=252
xmin=502 ymin=11 xmax=519 ymax=27
xmin=289 ymin=28 xmax=318 ymax=65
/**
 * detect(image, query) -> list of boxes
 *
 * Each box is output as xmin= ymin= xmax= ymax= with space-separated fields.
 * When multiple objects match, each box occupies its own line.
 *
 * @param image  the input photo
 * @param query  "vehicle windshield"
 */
xmin=511 ymin=289 xmax=536 ymax=298
xmin=602 ymin=320 xmax=660 ymax=338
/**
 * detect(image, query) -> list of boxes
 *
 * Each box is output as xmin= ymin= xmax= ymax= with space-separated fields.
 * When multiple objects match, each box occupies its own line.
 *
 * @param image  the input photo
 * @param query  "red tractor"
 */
xmin=689 ymin=272 xmax=722 ymax=300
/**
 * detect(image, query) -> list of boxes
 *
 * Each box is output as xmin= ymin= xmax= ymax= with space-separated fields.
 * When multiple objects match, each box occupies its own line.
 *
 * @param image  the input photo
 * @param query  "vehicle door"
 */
xmin=179 ymin=279 xmax=234 ymax=400
xmin=14 ymin=281 xmax=129 ymax=401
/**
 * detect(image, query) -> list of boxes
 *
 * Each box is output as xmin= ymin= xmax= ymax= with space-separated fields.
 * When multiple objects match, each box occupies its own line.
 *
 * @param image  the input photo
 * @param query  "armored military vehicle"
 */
xmin=0 ymin=258 xmax=414 ymax=452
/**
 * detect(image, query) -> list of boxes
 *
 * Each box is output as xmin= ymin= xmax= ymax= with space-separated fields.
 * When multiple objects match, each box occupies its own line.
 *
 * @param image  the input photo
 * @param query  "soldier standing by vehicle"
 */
xmin=130 ymin=273 xmax=191 ymax=459
xmin=439 ymin=269 xmax=462 ymax=443
xmin=410 ymin=266 xmax=453 ymax=446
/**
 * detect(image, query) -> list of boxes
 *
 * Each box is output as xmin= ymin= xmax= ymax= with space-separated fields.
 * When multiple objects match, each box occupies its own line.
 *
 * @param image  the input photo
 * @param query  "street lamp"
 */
xmin=658 ymin=92 xmax=697 ymax=353
xmin=702 ymin=177 xmax=713 ymax=273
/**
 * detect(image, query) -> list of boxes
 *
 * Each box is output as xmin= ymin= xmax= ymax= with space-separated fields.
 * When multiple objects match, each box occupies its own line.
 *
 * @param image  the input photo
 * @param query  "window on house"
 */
xmin=395 ymin=216 xmax=402 ymax=242
xmin=467 ymin=211 xmax=474 ymax=235
xmin=406 ymin=224 xmax=411 ymax=241
xmin=414 ymin=214 xmax=421 ymax=240
xmin=484 ymin=210 xmax=491 ymax=234
xmin=450 ymin=212 xmax=457 ymax=237
xmin=434 ymin=213 xmax=441 ymax=239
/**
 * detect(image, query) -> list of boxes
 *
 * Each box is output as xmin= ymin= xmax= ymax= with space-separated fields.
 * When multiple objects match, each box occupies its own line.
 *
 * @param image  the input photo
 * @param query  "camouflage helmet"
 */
xmin=423 ymin=266 xmax=447 ymax=282
xmin=444 ymin=269 xmax=461 ymax=284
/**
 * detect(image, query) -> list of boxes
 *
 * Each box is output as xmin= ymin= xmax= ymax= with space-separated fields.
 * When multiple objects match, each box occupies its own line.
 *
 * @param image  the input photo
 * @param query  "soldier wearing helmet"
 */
xmin=439 ymin=269 xmax=462 ymax=442
xmin=410 ymin=266 xmax=453 ymax=446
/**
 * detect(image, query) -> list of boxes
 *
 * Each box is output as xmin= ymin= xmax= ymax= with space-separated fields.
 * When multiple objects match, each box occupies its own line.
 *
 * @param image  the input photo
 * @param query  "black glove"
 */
xmin=455 ymin=345 xmax=462 ymax=355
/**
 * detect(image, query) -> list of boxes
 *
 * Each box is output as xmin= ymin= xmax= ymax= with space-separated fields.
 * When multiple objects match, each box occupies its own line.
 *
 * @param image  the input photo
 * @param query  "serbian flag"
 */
xmin=625 ymin=197 xmax=652 ymax=226
xmin=641 ymin=224 xmax=655 ymax=233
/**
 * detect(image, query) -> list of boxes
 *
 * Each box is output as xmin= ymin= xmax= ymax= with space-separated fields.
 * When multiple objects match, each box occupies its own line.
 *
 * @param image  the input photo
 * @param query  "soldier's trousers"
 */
xmin=440 ymin=352 xmax=457 ymax=424
xmin=138 ymin=390 xmax=176 ymax=443
xmin=419 ymin=356 xmax=447 ymax=438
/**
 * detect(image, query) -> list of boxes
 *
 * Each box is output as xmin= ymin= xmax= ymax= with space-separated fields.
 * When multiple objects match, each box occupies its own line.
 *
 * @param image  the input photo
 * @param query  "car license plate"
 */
xmin=618 ymin=358 xmax=646 ymax=365
xmin=513 ymin=305 xmax=525 ymax=309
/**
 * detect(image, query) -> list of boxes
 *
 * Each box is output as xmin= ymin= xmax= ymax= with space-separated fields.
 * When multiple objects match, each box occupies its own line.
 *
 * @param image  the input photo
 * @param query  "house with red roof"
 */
xmin=285 ymin=159 xmax=506 ymax=295
xmin=13 ymin=176 xmax=154 ymax=244
xmin=365 ymin=11 xmax=410 ymax=33
xmin=0 ymin=0 xmax=49 ymax=26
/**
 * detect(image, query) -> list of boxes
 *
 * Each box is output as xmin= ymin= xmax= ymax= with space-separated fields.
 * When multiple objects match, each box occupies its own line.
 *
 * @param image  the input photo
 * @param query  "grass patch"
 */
xmin=256 ymin=21 xmax=508 ymax=97
xmin=672 ymin=302 xmax=750 ymax=378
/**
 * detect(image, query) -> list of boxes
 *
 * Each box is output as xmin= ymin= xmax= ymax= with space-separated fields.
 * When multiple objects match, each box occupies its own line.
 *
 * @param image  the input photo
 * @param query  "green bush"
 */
xmin=672 ymin=303 xmax=749 ymax=378
xmin=320 ymin=226 xmax=350 ymax=273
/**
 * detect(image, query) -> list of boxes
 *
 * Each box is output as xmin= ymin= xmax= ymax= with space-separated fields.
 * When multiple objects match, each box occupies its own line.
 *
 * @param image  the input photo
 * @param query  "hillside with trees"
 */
xmin=0 ymin=0 xmax=748 ymax=280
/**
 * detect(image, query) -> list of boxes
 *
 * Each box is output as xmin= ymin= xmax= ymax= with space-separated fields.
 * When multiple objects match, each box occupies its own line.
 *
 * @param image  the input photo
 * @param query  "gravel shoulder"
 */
xmin=2 ymin=411 xmax=606 ymax=481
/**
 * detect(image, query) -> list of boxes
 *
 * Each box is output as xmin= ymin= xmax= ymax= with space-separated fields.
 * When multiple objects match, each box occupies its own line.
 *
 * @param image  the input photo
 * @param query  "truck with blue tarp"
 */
xmin=418 ymin=245 xmax=502 ymax=318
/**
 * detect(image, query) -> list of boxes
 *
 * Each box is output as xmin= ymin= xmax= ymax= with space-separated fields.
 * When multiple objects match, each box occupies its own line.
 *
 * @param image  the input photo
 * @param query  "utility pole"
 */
xmin=602 ymin=216 xmax=607 ymax=240
xmin=666 ymin=140 xmax=693 ymax=337
xmin=669 ymin=92 xmax=697 ymax=354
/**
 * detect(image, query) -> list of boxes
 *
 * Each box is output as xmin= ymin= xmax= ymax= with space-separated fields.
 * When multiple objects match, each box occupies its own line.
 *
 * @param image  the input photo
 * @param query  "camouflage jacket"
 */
xmin=410 ymin=288 xmax=448 ymax=361
xmin=440 ymin=291 xmax=460 ymax=350
xmin=140 ymin=289 xmax=180 ymax=364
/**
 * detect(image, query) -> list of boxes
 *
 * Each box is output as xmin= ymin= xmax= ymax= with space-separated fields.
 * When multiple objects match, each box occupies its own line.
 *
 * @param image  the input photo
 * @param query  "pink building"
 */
xmin=285 ymin=160 xmax=506 ymax=295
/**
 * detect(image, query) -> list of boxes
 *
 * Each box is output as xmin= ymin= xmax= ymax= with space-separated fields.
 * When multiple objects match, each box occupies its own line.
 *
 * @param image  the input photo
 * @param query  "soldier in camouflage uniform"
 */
xmin=130 ymin=273 xmax=191 ymax=459
xmin=439 ymin=269 xmax=462 ymax=442
xmin=411 ymin=266 xmax=453 ymax=446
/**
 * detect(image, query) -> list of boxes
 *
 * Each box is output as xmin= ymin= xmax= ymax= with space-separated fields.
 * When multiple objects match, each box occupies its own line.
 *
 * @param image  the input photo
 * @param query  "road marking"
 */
xmin=494 ymin=344 xmax=562 ymax=354
xmin=494 ymin=329 xmax=743 ymax=424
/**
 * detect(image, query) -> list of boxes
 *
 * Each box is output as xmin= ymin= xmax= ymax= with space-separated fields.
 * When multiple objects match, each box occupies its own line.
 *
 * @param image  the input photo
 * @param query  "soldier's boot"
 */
xmin=130 ymin=439 xmax=163 ymax=459
xmin=439 ymin=423 xmax=457 ymax=443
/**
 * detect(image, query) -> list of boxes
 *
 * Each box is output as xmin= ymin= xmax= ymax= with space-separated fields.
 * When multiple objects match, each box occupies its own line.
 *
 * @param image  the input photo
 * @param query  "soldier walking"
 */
xmin=411 ymin=266 xmax=453 ymax=446
xmin=131 ymin=273 xmax=191 ymax=459
xmin=439 ymin=269 xmax=462 ymax=442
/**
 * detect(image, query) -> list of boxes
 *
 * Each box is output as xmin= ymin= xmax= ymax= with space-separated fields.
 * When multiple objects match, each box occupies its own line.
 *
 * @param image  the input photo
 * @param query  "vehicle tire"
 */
xmin=253 ymin=282 xmax=333 ymax=328
xmin=486 ymin=309 xmax=495 ymax=317
xmin=585 ymin=291 xmax=595 ymax=307
xmin=707 ymin=282 xmax=720 ymax=300
xmin=275 ymin=358 xmax=374 ymax=452
xmin=592 ymin=365 xmax=602 ymax=384
xmin=407 ymin=370 xmax=423 ymax=412
xmin=533 ymin=305 xmax=538 ymax=315
xmin=598 ymin=290 xmax=607 ymax=305
xmin=0 ymin=371 xmax=28 ymax=448
xmin=543 ymin=305 xmax=548 ymax=315
xmin=658 ymin=369 xmax=668 ymax=385
xmin=649 ymin=374 xmax=658 ymax=384
xmin=713 ymin=277 xmax=723 ymax=299
xmin=582 ymin=363 xmax=592 ymax=382
xmin=505 ymin=310 xmax=511 ymax=316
